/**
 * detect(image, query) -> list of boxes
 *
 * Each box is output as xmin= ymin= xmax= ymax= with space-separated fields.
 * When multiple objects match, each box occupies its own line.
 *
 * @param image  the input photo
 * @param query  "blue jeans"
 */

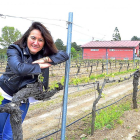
xmin=0 ymin=98 xmax=29 ymax=140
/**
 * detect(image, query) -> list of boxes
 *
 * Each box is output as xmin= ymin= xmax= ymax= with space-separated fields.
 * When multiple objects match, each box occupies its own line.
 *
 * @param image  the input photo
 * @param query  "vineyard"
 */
xmin=0 ymin=58 xmax=140 ymax=140
xmin=49 ymin=59 xmax=139 ymax=86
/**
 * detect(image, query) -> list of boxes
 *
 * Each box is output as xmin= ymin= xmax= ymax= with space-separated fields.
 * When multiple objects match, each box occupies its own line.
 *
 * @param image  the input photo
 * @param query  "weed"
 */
xmin=83 ymin=99 xmax=131 ymax=136
xmin=105 ymin=124 xmax=113 ymax=129
xmin=134 ymin=109 xmax=139 ymax=112
xmin=81 ymin=137 xmax=87 ymax=140
xmin=135 ymin=136 xmax=140 ymax=139
xmin=126 ymin=126 xmax=130 ymax=129
xmin=117 ymin=119 xmax=124 ymax=125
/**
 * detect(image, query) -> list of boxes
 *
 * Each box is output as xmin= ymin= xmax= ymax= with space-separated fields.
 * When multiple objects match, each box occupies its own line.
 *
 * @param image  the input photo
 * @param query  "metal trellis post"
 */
xmin=133 ymin=47 xmax=135 ymax=68
xmin=61 ymin=12 xmax=73 ymax=140
xmin=106 ymin=48 xmax=108 ymax=74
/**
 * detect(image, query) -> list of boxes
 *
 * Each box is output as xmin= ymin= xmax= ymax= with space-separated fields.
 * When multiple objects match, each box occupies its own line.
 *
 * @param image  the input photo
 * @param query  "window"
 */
xmin=110 ymin=49 xmax=115 ymax=51
xmin=91 ymin=49 xmax=99 ymax=51
xmin=124 ymin=58 xmax=129 ymax=60
xmin=110 ymin=57 xmax=115 ymax=60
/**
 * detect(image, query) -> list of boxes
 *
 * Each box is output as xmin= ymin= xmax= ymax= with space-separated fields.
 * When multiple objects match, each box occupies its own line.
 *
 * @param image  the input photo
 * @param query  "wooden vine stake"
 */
xmin=91 ymin=79 xmax=107 ymax=135
xmin=133 ymin=70 xmax=140 ymax=109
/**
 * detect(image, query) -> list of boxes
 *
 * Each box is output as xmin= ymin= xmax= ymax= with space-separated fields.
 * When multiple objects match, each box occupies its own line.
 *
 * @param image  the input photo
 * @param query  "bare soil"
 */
xmin=22 ymin=76 xmax=140 ymax=140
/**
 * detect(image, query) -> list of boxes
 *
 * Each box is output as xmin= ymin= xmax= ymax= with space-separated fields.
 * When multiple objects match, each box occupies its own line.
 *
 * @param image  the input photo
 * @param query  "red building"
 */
xmin=80 ymin=41 xmax=140 ymax=60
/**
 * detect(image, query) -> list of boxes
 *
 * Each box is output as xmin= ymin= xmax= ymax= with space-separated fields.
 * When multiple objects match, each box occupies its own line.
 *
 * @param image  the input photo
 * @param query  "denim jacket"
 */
xmin=0 ymin=44 xmax=69 ymax=96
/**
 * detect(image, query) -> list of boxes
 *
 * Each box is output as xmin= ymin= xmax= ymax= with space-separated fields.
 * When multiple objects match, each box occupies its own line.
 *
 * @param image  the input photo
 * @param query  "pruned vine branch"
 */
xmin=91 ymin=79 xmax=107 ymax=135
xmin=0 ymin=81 xmax=63 ymax=140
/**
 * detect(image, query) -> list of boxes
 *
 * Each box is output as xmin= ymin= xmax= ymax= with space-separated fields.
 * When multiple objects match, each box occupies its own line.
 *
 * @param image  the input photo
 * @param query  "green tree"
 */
xmin=0 ymin=48 xmax=7 ymax=60
xmin=112 ymin=27 xmax=121 ymax=41
xmin=55 ymin=38 xmax=66 ymax=51
xmin=0 ymin=26 xmax=22 ymax=48
xmin=0 ymin=48 xmax=7 ymax=55
xmin=131 ymin=36 xmax=140 ymax=41
xmin=71 ymin=42 xmax=82 ymax=51
xmin=71 ymin=47 xmax=77 ymax=58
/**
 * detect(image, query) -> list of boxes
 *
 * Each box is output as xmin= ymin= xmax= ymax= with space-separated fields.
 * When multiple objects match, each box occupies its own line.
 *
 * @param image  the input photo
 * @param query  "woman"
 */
xmin=0 ymin=22 xmax=69 ymax=139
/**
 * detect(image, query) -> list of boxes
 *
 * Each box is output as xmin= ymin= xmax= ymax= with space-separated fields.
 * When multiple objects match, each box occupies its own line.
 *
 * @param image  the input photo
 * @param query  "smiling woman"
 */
xmin=27 ymin=29 xmax=45 ymax=54
xmin=0 ymin=21 xmax=69 ymax=140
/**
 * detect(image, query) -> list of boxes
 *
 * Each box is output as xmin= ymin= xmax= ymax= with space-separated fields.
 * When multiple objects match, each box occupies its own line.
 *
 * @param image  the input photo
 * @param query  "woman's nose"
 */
xmin=34 ymin=40 xmax=38 ymax=45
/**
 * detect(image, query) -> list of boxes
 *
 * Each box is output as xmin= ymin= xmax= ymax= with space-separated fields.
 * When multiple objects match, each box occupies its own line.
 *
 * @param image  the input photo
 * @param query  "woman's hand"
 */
xmin=32 ymin=57 xmax=52 ymax=69
xmin=38 ymin=63 xmax=52 ymax=69
xmin=32 ymin=59 xmax=45 ymax=64
xmin=32 ymin=57 xmax=52 ymax=64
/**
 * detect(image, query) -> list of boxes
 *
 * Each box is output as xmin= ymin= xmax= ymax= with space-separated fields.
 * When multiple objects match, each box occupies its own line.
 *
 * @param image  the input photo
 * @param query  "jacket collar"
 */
xmin=23 ymin=47 xmax=30 ymax=56
xmin=23 ymin=46 xmax=43 ymax=59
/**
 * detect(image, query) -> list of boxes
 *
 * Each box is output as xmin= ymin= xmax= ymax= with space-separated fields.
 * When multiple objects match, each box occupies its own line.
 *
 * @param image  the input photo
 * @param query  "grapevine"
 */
xmin=0 ymin=92 xmax=4 ymax=105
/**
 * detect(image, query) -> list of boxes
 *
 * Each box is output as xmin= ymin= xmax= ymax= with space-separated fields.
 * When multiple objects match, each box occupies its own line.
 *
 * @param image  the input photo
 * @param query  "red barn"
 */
xmin=80 ymin=41 xmax=140 ymax=60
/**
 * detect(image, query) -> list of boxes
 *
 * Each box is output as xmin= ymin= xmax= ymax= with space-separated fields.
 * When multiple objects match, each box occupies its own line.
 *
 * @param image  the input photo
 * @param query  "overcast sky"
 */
xmin=0 ymin=0 xmax=140 ymax=47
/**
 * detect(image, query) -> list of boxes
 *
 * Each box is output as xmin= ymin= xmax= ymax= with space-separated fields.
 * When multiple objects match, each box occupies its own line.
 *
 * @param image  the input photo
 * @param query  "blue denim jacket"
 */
xmin=0 ymin=44 xmax=69 ymax=96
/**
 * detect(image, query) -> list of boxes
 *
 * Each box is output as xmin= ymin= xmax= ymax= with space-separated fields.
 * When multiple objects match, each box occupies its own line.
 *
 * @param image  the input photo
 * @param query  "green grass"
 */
xmin=83 ymin=100 xmax=131 ymax=134
xmin=69 ymin=68 xmax=137 ymax=86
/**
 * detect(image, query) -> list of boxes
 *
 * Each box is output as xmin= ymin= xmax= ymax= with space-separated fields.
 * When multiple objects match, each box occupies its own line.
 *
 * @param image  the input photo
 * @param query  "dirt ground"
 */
xmin=22 ymin=75 xmax=140 ymax=140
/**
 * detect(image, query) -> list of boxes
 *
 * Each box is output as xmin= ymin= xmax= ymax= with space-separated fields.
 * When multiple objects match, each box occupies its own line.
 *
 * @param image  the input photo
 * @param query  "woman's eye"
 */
xmin=39 ymin=39 xmax=44 ymax=42
xmin=31 ymin=36 xmax=35 ymax=40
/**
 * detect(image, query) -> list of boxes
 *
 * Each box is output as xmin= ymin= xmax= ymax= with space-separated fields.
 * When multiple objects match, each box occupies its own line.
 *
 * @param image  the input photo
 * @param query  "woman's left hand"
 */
xmin=32 ymin=58 xmax=52 ymax=69
xmin=32 ymin=57 xmax=52 ymax=64
xmin=32 ymin=59 xmax=45 ymax=64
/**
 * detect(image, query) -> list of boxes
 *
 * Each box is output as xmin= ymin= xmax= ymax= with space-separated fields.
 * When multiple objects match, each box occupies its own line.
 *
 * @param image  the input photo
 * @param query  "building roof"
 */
xmin=81 ymin=40 xmax=140 ymax=48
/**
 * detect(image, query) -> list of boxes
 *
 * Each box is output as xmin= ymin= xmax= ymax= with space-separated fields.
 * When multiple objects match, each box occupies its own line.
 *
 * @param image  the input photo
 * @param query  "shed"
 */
xmin=80 ymin=41 xmax=140 ymax=60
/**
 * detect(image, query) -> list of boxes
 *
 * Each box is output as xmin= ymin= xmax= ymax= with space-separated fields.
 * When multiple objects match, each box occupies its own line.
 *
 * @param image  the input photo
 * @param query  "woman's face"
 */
xmin=27 ymin=29 xmax=45 ymax=54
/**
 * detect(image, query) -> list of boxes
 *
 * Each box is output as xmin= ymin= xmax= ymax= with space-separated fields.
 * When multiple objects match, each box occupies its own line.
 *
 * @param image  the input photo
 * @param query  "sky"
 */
xmin=0 ymin=0 xmax=140 ymax=48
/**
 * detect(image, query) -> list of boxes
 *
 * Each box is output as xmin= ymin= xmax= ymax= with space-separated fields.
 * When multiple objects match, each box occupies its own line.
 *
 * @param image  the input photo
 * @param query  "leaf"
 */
xmin=55 ymin=83 xmax=59 ymax=88
xmin=0 ymin=94 xmax=4 ymax=105
xmin=60 ymin=76 xmax=65 ymax=85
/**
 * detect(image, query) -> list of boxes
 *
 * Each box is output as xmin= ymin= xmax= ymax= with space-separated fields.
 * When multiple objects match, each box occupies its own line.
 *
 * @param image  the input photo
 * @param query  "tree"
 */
xmin=71 ymin=42 xmax=82 ymax=51
xmin=131 ymin=36 xmax=140 ymax=41
xmin=71 ymin=47 xmax=77 ymax=58
xmin=112 ymin=27 xmax=121 ymax=41
xmin=0 ymin=26 xmax=22 ymax=48
xmin=55 ymin=38 xmax=66 ymax=51
xmin=0 ymin=48 xmax=7 ymax=60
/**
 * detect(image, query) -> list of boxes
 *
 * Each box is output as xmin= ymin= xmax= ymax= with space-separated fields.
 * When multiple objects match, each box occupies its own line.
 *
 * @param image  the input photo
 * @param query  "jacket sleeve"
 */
xmin=48 ymin=50 xmax=69 ymax=65
xmin=7 ymin=45 xmax=41 ymax=76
